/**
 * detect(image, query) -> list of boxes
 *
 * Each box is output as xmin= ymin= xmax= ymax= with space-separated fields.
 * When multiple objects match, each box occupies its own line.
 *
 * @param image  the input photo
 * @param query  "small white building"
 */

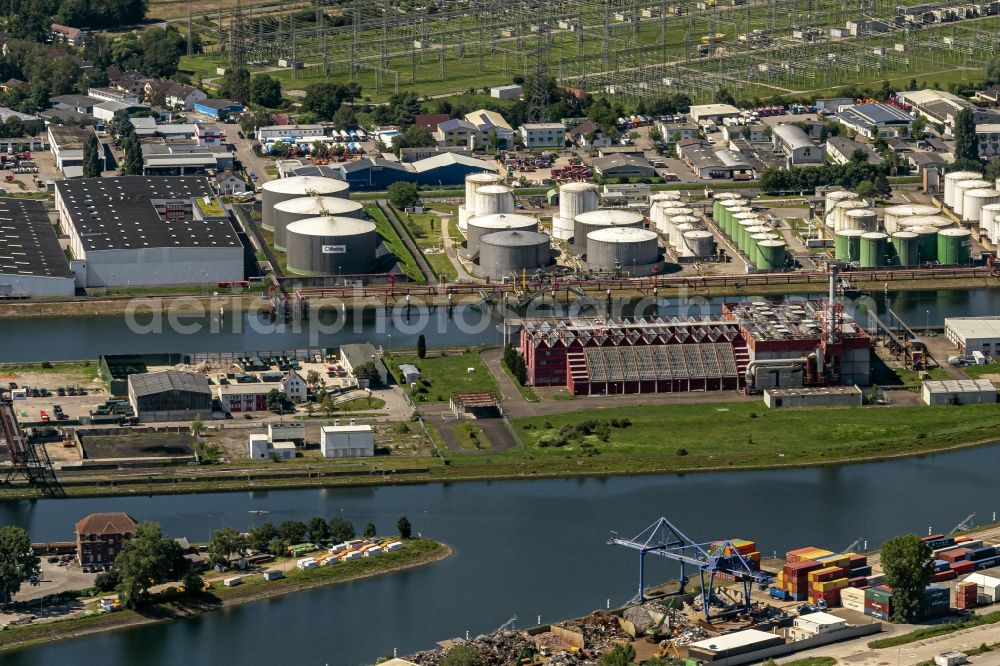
xmin=267 ymin=422 xmax=305 ymax=444
xmin=520 ymin=122 xmax=566 ymax=148
xmin=963 ymin=573 xmax=1000 ymax=603
xmin=248 ymin=434 xmax=270 ymax=460
xmin=921 ymin=379 xmax=997 ymax=405
xmin=399 ymin=364 xmax=421 ymax=384
xmin=945 ymin=317 xmax=1000 ymax=355
xmin=788 ymin=612 xmax=849 ymax=641
xmin=256 ymin=124 xmax=325 ymax=142
xmin=491 ymin=84 xmax=523 ymax=100
xmin=321 ymin=424 xmax=375 ymax=458
xmin=214 ymin=169 xmax=247 ymax=195
xmin=688 ymin=103 xmax=741 ymax=124
xmin=772 ymin=124 xmax=823 ymax=168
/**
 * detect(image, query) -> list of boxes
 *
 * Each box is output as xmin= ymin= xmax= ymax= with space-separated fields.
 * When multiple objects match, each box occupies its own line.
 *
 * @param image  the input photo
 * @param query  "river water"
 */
xmin=2 ymin=444 xmax=999 ymax=666
xmin=3 ymin=288 xmax=998 ymax=362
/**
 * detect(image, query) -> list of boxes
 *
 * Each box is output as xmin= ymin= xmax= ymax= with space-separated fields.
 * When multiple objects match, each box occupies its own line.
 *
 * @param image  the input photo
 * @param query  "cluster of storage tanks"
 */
xmin=649 ymin=192 xmax=716 ymax=260
xmin=572 ymin=209 xmax=666 ymax=275
xmin=943 ymin=170 xmax=1000 ymax=250
xmin=260 ymin=175 xmax=384 ymax=276
xmin=825 ymin=189 xmax=971 ymax=267
xmin=711 ymin=193 xmax=787 ymax=270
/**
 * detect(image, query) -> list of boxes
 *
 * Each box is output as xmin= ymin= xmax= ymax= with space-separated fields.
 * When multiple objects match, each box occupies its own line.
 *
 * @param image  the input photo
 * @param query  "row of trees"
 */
xmin=2 ymin=0 xmax=147 ymax=40
xmin=502 ymin=345 xmax=528 ymax=386
xmin=760 ymin=161 xmax=891 ymax=195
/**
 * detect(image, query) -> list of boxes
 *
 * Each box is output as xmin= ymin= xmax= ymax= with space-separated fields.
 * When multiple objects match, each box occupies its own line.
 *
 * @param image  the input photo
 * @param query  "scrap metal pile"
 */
xmin=403 ymin=631 xmax=534 ymax=666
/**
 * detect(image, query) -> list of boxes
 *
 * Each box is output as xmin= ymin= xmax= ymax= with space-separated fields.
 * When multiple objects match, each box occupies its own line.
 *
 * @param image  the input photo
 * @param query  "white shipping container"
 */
xmin=296 ymin=557 xmax=317 ymax=570
xmin=224 ymin=576 xmax=243 ymax=587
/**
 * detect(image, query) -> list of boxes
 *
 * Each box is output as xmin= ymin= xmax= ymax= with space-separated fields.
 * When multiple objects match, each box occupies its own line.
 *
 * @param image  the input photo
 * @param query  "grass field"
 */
xmin=453 ymin=422 xmax=490 ymax=451
xmin=391 ymin=206 xmax=456 ymax=282
xmin=961 ymin=361 xmax=1000 ymax=379
xmin=363 ymin=204 xmax=425 ymax=283
xmin=385 ymin=350 xmax=499 ymax=403
xmin=869 ymin=609 xmax=1000 ymax=649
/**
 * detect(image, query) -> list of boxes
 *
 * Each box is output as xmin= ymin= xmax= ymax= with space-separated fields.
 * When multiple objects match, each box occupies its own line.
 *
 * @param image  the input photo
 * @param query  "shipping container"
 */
xmin=969 ymin=546 xmax=997 ymax=561
xmin=951 ymin=561 xmax=975 ymax=574
xmin=940 ymin=548 xmax=971 ymax=563
xmin=850 ymin=565 xmax=873 ymax=577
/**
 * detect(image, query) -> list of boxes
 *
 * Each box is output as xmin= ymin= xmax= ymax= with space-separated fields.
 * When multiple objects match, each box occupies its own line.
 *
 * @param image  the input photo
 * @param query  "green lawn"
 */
xmin=392 ymin=205 xmax=457 ymax=282
xmin=869 ymin=610 xmax=1000 ymax=649
xmin=454 ymin=422 xmax=491 ymax=451
xmin=385 ymin=350 xmax=499 ymax=403
xmin=336 ymin=396 xmax=387 ymax=411
xmin=962 ymin=361 xmax=1000 ymax=379
xmin=503 ymin=402 xmax=1000 ymax=473
xmin=892 ymin=366 xmax=952 ymax=391
xmin=363 ymin=205 xmax=425 ymax=283
xmin=0 ymin=362 xmax=99 ymax=381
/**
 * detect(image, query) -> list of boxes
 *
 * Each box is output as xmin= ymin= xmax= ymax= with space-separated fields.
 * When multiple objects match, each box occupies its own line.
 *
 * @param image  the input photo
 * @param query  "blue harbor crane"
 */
xmin=608 ymin=516 xmax=773 ymax=623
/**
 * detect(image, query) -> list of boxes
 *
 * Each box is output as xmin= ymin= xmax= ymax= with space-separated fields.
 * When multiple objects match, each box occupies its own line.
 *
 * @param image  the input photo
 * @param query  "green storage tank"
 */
xmin=891 ymin=231 xmax=919 ymax=267
xmin=937 ymin=227 xmax=972 ymax=265
xmin=907 ymin=225 xmax=938 ymax=263
xmin=859 ymin=231 xmax=889 ymax=268
xmin=756 ymin=240 xmax=787 ymax=270
xmin=725 ymin=204 xmax=752 ymax=238
xmin=741 ymin=223 xmax=769 ymax=254
xmin=750 ymin=232 xmax=779 ymax=267
xmin=834 ymin=229 xmax=865 ymax=262
xmin=732 ymin=213 xmax=759 ymax=249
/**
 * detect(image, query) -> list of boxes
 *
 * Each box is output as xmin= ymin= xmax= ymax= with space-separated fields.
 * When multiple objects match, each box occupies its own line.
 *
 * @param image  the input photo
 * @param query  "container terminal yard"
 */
xmin=396 ymin=519 xmax=1000 ymax=666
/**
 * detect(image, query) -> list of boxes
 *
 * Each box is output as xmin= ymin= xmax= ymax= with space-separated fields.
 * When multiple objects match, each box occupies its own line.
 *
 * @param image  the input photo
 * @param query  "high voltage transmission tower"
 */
xmin=229 ymin=0 xmax=250 ymax=104
xmin=528 ymin=0 xmax=553 ymax=122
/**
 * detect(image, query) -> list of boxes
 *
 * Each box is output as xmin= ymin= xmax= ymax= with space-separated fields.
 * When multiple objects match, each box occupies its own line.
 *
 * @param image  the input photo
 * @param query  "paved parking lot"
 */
xmin=12 ymin=558 xmax=97 ymax=603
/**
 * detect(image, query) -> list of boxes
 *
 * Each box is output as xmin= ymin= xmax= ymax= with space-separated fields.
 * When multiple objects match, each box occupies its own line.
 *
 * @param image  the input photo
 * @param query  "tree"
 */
xmin=439 ymin=645 xmax=480 ymax=666
xmin=190 ymin=412 xmax=205 ymax=437
xmin=247 ymin=522 xmax=279 ymax=551
xmin=910 ymin=115 xmax=927 ymax=139
xmin=714 ymin=87 xmax=737 ymax=105
xmin=321 ymin=396 xmax=335 ymax=417
xmin=303 ymin=81 xmax=361 ymax=120
xmin=395 ymin=92 xmax=422 ymax=126
xmin=267 ymin=388 xmax=287 ymax=413
xmin=307 ymin=517 xmax=330 ymax=543
xmin=353 ymin=361 xmax=384 ymax=388
xmin=874 ymin=174 xmax=892 ymax=199
xmin=388 ymin=181 xmax=421 ymax=210
xmin=881 ymin=533 xmax=932 ymax=622
xmin=115 ymin=521 xmax=185 ymax=609
xmin=391 ymin=125 xmax=436 ymax=156
xmin=209 ymin=526 xmax=246 ymax=567
xmin=181 ymin=568 xmax=204 ymax=595
xmin=122 ymin=134 xmax=144 ymax=175
xmin=599 ymin=643 xmax=636 ymax=666
xmin=0 ymin=526 xmax=40 ymax=606
xmin=109 ymin=110 xmax=135 ymax=142
xmin=306 ymin=369 xmax=321 ymax=387
xmin=279 ymin=520 xmax=308 ymax=544
xmin=953 ymin=108 xmax=981 ymax=164
xmin=396 ymin=516 xmax=412 ymax=539
xmin=83 ymin=133 xmax=101 ymax=178
xmin=328 ymin=517 xmax=355 ymax=543
xmin=363 ymin=522 xmax=377 ymax=539
xmin=855 ymin=180 xmax=875 ymax=198
xmin=850 ymin=148 xmax=870 ymax=164
xmin=249 ymin=74 xmax=282 ymax=108
xmin=219 ymin=68 xmax=251 ymax=105
xmin=416 ymin=335 xmax=427 ymax=360
xmin=332 ymin=104 xmax=356 ymax=129
xmin=141 ymin=26 xmax=187 ymax=79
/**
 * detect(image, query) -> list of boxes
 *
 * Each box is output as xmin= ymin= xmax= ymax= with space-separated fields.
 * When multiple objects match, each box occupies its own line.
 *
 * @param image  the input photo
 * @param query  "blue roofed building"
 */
xmin=836 ymin=103 xmax=913 ymax=139
xmin=339 ymin=158 xmax=416 ymax=191
xmin=194 ymin=99 xmax=244 ymax=119
xmin=412 ymin=153 xmax=498 ymax=186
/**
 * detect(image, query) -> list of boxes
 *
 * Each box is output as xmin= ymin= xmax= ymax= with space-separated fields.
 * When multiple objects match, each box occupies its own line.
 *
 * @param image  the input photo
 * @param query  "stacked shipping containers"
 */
xmin=774 ymin=546 xmax=871 ymax=605
xmin=864 ymin=586 xmax=893 ymax=620
xmin=705 ymin=539 xmax=762 ymax=582
xmin=955 ymin=581 xmax=978 ymax=609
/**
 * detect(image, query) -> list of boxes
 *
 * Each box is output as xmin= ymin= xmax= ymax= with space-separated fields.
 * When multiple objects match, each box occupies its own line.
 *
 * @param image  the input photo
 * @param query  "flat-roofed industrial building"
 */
xmin=0 ymin=197 xmax=75 ymax=297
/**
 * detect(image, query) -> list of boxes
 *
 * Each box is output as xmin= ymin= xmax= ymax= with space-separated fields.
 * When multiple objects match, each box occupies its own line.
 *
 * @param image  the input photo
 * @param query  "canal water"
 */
xmin=2 ymin=287 xmax=996 ymax=362
xmin=2 ymin=444 xmax=999 ymax=666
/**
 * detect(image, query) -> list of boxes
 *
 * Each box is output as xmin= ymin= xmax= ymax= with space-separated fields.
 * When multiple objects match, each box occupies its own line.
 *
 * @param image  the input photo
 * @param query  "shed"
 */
xmin=789 ymin=611 xmax=848 ymax=640
xmin=321 ymin=425 xmax=375 ymax=458
xmin=399 ymin=363 xmax=421 ymax=384
xmin=449 ymin=392 xmax=501 ymax=417
xmin=248 ymin=434 xmax=269 ymax=460
xmin=963 ymin=573 xmax=1000 ymax=602
xmin=127 ymin=370 xmax=213 ymax=422
xmin=921 ymin=379 xmax=997 ymax=405
xmin=687 ymin=628 xmax=784 ymax=661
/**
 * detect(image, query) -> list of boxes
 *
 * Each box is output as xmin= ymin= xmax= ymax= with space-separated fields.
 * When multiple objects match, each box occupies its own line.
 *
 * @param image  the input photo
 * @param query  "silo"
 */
xmin=742 ymin=224 xmax=772 ymax=255
xmin=749 ymin=231 xmax=779 ymax=267
xmin=272 ymin=196 xmax=364 ymax=250
xmin=953 ymin=180 xmax=992 ymax=218
xmin=460 ymin=172 xmax=503 ymax=231
xmin=891 ymin=231 xmax=919 ymax=267
xmin=474 ymin=185 xmax=515 ymax=218
xmin=756 ymin=240 xmax=787 ymax=270
xmin=464 ymin=213 xmax=538 ymax=259
xmin=981 ymin=203 xmax=1000 ymax=244
xmin=669 ymin=215 xmax=700 ymax=248
xmin=573 ymin=209 xmax=644 ymax=255
xmin=907 ymin=225 xmax=938 ymax=263
xmin=944 ymin=170 xmax=983 ymax=209
xmin=883 ymin=204 xmax=939 ymax=233
xmin=285 ymin=216 xmax=378 ymax=276
xmin=477 ymin=230 xmax=551 ymax=280
xmin=962 ymin=188 xmax=1000 ymax=225
xmin=553 ymin=182 xmax=599 ymax=240
xmin=937 ymin=227 xmax=972 ymax=265
xmin=833 ymin=200 xmax=870 ymax=232
xmin=835 ymin=229 xmax=865 ymax=262
xmin=261 ymin=176 xmax=350 ymax=232
xmin=859 ymin=231 xmax=889 ymax=268
xmin=586 ymin=227 xmax=659 ymax=271
xmin=843 ymin=208 xmax=877 ymax=232
xmin=683 ymin=230 xmax=715 ymax=258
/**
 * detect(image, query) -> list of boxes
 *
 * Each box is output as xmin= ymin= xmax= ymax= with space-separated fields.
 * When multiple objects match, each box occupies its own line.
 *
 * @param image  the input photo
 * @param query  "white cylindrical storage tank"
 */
xmin=285 ymin=216 xmax=378 ymax=276
xmin=477 ymin=230 xmax=550 ymax=280
xmin=462 ymin=172 xmax=503 ymax=231
xmin=272 ymin=196 xmax=364 ymax=250
xmin=824 ymin=191 xmax=857 ymax=227
xmin=658 ymin=206 xmax=693 ymax=234
xmin=464 ymin=213 xmax=538 ymax=259
xmin=559 ymin=182 xmax=599 ymax=222
xmin=474 ymin=185 xmax=515 ymax=218
xmin=843 ymin=208 xmax=877 ymax=232
xmin=650 ymin=191 xmax=683 ymax=204
xmin=833 ymin=200 xmax=870 ymax=232
xmin=954 ymin=180 xmax=992 ymax=218
xmin=944 ymin=171 xmax=983 ymax=209
xmin=586 ymin=227 xmax=659 ymax=271
xmin=883 ymin=204 xmax=940 ymax=234
xmin=261 ymin=176 xmax=349 ymax=231
xmin=896 ymin=215 xmax=952 ymax=230
xmin=962 ymin=188 xmax=1000 ymax=224
xmin=982 ymin=203 xmax=1000 ymax=243
xmin=683 ymin=230 xmax=715 ymax=258
xmin=669 ymin=214 xmax=700 ymax=248
xmin=573 ymin=209 xmax=644 ymax=254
